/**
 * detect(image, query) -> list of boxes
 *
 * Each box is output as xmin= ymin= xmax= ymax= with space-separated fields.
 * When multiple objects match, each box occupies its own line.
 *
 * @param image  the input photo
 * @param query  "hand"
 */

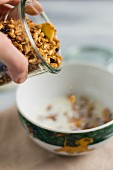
xmin=0 ymin=0 xmax=43 ymax=84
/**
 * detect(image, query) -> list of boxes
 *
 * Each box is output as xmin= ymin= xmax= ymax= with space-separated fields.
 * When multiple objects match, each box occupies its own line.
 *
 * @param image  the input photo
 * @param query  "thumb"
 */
xmin=0 ymin=32 xmax=28 ymax=84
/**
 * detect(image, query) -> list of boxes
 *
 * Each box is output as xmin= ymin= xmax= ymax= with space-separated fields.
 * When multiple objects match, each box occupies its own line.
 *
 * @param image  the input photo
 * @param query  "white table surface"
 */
xmin=0 ymin=1 xmax=113 ymax=111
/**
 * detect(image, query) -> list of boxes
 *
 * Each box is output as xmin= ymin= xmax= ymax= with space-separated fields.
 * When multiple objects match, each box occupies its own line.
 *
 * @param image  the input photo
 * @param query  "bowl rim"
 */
xmin=16 ymin=61 xmax=113 ymax=134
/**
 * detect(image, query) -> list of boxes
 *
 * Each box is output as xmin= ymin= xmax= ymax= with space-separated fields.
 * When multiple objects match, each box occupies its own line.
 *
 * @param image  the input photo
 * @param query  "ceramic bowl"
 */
xmin=16 ymin=62 xmax=113 ymax=156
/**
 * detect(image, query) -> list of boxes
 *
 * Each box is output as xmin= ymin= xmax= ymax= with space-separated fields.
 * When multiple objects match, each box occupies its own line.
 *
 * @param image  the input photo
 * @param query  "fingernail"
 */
xmin=16 ymin=76 xmax=27 ymax=84
xmin=25 ymin=1 xmax=43 ymax=15
xmin=35 ymin=1 xmax=43 ymax=13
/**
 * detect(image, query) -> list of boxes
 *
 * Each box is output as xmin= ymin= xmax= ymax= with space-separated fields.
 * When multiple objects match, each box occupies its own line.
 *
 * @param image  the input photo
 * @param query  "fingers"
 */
xmin=25 ymin=1 xmax=43 ymax=15
xmin=0 ymin=0 xmax=43 ymax=16
xmin=0 ymin=33 xmax=28 ymax=84
xmin=0 ymin=0 xmax=20 ymax=6
xmin=0 ymin=0 xmax=43 ymax=84
xmin=0 ymin=5 xmax=11 ymax=21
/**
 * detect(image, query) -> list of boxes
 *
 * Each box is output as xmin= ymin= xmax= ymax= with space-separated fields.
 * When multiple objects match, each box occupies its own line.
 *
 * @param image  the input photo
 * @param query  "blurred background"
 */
xmin=1 ymin=0 xmax=113 ymax=111
xmin=39 ymin=1 xmax=113 ymax=54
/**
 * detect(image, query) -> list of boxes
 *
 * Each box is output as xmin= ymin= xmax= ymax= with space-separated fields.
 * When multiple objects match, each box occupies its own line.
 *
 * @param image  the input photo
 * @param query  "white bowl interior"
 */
xmin=16 ymin=62 xmax=113 ymax=131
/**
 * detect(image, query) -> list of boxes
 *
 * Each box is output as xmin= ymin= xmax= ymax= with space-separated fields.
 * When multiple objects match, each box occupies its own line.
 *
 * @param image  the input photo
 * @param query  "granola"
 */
xmin=38 ymin=94 xmax=113 ymax=131
xmin=0 ymin=18 xmax=63 ymax=85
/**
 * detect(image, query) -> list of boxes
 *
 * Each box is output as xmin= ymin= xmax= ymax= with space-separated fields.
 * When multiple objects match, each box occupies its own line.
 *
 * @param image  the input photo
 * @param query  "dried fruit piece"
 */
xmin=41 ymin=22 xmax=55 ymax=41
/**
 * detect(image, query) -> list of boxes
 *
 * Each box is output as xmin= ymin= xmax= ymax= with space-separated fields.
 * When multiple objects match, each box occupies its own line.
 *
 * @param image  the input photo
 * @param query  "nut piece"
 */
xmin=0 ymin=23 xmax=3 ymax=29
xmin=46 ymin=105 xmax=52 ymax=111
xmin=9 ymin=32 xmax=15 ymax=39
xmin=47 ymin=114 xmax=57 ymax=121
xmin=69 ymin=95 xmax=76 ymax=104
xmin=102 ymin=108 xmax=112 ymax=123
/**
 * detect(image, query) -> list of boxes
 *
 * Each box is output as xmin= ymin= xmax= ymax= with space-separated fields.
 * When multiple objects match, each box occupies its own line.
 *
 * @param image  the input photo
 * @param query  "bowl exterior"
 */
xmin=18 ymin=111 xmax=113 ymax=156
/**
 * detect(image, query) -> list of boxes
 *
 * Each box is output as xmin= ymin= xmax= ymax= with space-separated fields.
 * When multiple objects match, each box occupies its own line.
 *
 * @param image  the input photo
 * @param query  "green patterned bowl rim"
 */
xmin=16 ymin=61 xmax=113 ymax=134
